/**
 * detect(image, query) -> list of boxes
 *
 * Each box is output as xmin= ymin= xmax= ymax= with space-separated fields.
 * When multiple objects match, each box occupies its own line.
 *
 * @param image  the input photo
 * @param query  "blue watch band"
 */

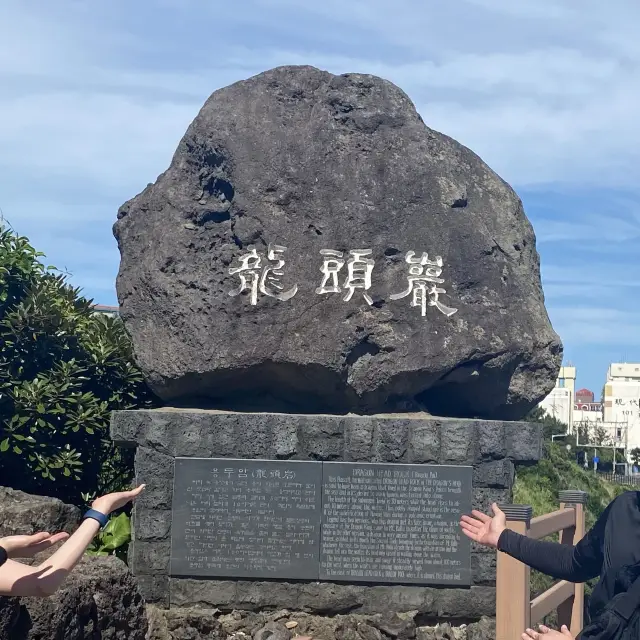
xmin=83 ymin=509 xmax=109 ymax=529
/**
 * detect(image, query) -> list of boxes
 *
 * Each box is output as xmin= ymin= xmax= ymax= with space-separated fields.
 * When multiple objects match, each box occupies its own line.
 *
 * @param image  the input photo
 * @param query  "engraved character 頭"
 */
xmin=316 ymin=249 xmax=375 ymax=305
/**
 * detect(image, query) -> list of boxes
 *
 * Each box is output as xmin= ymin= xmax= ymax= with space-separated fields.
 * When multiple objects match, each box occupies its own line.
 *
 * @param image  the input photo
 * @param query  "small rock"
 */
xmin=466 ymin=617 xmax=496 ymax=640
xmin=271 ymin=610 xmax=291 ymax=621
xmin=285 ymin=621 xmax=299 ymax=629
xmin=374 ymin=612 xmax=416 ymax=639
xmin=254 ymin=621 xmax=292 ymax=640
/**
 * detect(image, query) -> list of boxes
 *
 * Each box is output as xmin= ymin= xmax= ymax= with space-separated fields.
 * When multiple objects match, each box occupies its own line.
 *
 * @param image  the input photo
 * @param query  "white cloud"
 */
xmin=535 ymin=213 xmax=640 ymax=244
xmin=1 ymin=0 xmax=639 ymax=191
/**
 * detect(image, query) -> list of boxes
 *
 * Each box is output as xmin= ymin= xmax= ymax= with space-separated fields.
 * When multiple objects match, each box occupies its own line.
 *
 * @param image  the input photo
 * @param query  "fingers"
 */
xmin=561 ymin=625 xmax=572 ymax=637
xmin=491 ymin=502 xmax=504 ymax=516
xmin=459 ymin=521 xmax=481 ymax=541
xmin=47 ymin=532 xmax=70 ymax=545
xmin=539 ymin=625 xmax=550 ymax=633
xmin=459 ymin=522 xmax=481 ymax=533
xmin=523 ymin=629 xmax=539 ymax=639
xmin=125 ymin=484 xmax=146 ymax=498
xmin=460 ymin=515 xmax=483 ymax=527
xmin=27 ymin=532 xmax=52 ymax=544
xmin=471 ymin=510 xmax=492 ymax=523
xmin=28 ymin=532 xmax=69 ymax=551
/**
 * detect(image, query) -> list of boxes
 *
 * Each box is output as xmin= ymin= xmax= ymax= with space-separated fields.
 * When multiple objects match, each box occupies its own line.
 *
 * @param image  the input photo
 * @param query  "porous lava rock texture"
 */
xmin=114 ymin=65 xmax=561 ymax=420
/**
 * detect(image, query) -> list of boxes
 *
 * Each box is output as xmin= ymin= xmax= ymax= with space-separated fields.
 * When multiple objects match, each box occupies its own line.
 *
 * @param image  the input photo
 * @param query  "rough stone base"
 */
xmin=169 ymin=579 xmax=495 ymax=620
xmin=146 ymin=606 xmax=497 ymax=640
xmin=111 ymin=409 xmax=541 ymax=617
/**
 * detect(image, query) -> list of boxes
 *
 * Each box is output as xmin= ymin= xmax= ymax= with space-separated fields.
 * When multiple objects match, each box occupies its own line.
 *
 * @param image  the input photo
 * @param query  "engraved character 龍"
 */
xmin=391 ymin=251 xmax=457 ymax=318
xmin=229 ymin=244 xmax=298 ymax=305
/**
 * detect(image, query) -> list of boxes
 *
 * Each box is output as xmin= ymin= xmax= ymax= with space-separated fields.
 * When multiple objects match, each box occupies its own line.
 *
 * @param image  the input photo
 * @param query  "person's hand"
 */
xmin=0 ymin=532 xmax=70 ymax=558
xmin=91 ymin=485 xmax=145 ymax=516
xmin=523 ymin=624 xmax=573 ymax=639
xmin=459 ymin=503 xmax=506 ymax=548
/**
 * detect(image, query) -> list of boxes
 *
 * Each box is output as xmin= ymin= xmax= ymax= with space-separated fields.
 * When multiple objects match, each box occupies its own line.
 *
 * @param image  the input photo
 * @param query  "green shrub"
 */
xmin=0 ymin=223 xmax=155 ymax=506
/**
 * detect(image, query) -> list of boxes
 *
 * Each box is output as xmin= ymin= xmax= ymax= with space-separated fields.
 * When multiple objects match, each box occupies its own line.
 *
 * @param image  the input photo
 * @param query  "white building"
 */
xmin=604 ymin=367 xmax=640 ymax=451
xmin=607 ymin=363 xmax=640 ymax=382
xmin=538 ymin=365 xmax=576 ymax=430
xmin=539 ymin=387 xmax=572 ymax=428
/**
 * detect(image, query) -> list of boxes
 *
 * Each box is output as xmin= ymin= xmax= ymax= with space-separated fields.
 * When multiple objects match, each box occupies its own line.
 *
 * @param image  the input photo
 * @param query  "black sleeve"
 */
xmin=497 ymin=503 xmax=611 ymax=583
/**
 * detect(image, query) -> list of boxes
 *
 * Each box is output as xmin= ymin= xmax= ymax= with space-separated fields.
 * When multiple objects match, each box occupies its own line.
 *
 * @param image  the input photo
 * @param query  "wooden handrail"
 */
xmin=531 ymin=580 xmax=575 ymax=623
xmin=529 ymin=508 xmax=576 ymax=540
xmin=496 ymin=490 xmax=588 ymax=640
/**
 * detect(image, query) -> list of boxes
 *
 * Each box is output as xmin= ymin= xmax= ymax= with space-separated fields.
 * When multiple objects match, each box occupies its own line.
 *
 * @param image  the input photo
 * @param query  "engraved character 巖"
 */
xmin=229 ymin=244 xmax=298 ymax=305
xmin=391 ymin=251 xmax=457 ymax=317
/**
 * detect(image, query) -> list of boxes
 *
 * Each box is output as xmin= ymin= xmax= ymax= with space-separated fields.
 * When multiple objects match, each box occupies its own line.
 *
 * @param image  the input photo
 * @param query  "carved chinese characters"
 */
xmin=316 ymin=249 xmax=375 ymax=304
xmin=228 ymin=245 xmax=458 ymax=318
xmin=228 ymin=244 xmax=298 ymax=305
xmin=390 ymin=251 xmax=458 ymax=317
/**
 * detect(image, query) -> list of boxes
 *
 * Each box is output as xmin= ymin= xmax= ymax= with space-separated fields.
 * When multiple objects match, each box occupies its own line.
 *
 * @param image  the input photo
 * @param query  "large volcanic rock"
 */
xmin=114 ymin=65 xmax=561 ymax=420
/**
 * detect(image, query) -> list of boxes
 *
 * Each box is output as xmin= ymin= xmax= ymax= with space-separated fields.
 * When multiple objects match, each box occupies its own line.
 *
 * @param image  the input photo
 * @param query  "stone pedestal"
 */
xmin=110 ymin=409 xmax=542 ymax=619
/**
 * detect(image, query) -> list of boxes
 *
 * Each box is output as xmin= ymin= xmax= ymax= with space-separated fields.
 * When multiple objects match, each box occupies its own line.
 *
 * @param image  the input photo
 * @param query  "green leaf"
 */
xmin=99 ymin=513 xmax=131 ymax=551
xmin=0 ymin=439 xmax=9 ymax=452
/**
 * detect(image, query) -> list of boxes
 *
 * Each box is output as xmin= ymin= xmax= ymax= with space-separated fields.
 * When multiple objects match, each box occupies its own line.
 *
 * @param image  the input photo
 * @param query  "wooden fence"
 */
xmin=496 ymin=490 xmax=588 ymax=640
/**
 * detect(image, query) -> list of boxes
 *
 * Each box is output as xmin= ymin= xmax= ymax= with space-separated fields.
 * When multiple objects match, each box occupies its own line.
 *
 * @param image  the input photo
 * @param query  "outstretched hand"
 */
xmin=459 ymin=503 xmax=507 ymax=548
xmin=91 ymin=485 xmax=146 ymax=516
xmin=0 ymin=532 xmax=70 ymax=558
xmin=523 ymin=624 xmax=573 ymax=639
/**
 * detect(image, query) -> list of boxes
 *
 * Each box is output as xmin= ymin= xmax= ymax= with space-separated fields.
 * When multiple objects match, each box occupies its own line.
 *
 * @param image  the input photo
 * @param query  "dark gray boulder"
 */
xmin=0 ymin=486 xmax=80 ymax=537
xmin=114 ymin=65 xmax=561 ymax=420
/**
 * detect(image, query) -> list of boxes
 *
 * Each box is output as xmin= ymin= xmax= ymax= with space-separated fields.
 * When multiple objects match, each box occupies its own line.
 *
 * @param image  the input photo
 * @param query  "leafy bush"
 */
xmin=0 ymin=223 xmax=155 ymax=505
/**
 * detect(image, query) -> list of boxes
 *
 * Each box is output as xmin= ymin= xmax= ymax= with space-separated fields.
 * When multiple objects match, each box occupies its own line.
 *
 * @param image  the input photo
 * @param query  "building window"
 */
xmin=559 ymin=379 xmax=565 ymax=388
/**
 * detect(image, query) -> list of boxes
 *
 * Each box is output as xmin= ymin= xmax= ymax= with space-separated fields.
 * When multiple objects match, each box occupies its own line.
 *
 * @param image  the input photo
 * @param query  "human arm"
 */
xmin=461 ymin=502 xmax=608 ymax=582
xmin=0 ymin=485 xmax=144 ymax=597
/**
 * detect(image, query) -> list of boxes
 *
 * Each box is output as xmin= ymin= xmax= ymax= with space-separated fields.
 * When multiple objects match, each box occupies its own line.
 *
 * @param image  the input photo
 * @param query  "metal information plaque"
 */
xmin=319 ymin=462 xmax=472 ymax=586
xmin=170 ymin=459 xmax=472 ymax=586
xmin=170 ymin=458 xmax=322 ymax=579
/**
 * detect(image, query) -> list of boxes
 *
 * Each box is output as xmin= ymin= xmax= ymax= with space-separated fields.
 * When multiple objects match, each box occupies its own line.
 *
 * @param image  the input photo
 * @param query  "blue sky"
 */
xmin=2 ymin=0 xmax=639 ymax=395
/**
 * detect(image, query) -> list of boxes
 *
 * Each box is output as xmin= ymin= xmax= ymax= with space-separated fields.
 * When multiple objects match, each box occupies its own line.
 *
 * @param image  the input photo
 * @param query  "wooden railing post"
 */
xmin=496 ymin=505 xmax=533 ymax=640
xmin=557 ymin=490 xmax=588 ymax=637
